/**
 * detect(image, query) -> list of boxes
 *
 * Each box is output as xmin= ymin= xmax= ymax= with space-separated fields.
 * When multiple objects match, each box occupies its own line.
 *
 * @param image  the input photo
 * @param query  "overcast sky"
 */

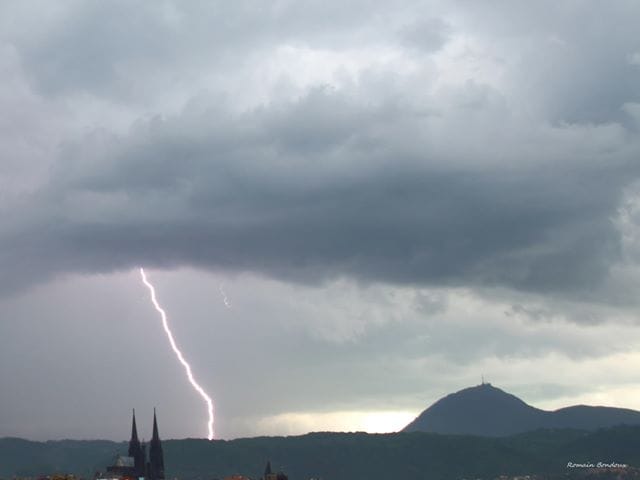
xmin=2 ymin=0 xmax=640 ymax=441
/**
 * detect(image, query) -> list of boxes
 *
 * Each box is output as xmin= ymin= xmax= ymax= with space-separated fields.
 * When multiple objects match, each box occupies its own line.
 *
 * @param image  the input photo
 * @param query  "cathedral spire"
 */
xmin=152 ymin=408 xmax=160 ymax=441
xmin=149 ymin=408 xmax=165 ymax=480
xmin=131 ymin=409 xmax=139 ymax=442
xmin=128 ymin=409 xmax=146 ymax=476
xmin=128 ymin=409 xmax=141 ymax=455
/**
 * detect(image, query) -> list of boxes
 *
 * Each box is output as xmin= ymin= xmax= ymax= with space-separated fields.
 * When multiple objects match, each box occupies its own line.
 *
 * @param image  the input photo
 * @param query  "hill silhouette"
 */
xmin=3 ymin=427 xmax=640 ymax=479
xmin=403 ymin=383 xmax=640 ymax=436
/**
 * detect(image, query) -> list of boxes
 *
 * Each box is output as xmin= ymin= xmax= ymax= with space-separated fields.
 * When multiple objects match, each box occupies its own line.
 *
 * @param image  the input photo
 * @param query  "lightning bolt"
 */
xmin=219 ymin=283 xmax=231 ymax=308
xmin=139 ymin=267 xmax=215 ymax=440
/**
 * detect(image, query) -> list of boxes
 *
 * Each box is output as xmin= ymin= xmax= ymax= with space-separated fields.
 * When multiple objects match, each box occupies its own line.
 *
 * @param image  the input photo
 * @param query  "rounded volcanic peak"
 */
xmin=403 ymin=383 xmax=547 ymax=437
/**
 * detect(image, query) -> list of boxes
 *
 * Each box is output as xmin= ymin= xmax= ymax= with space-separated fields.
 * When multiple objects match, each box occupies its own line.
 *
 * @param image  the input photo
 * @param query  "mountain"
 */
xmin=403 ymin=383 xmax=640 ymax=436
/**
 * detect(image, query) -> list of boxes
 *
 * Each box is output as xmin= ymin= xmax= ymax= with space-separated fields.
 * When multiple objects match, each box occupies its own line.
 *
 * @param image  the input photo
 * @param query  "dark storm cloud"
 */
xmin=2 ymin=84 xmax=635 ymax=297
xmin=7 ymin=0 xmax=394 ymax=101
xmin=1 ymin=0 xmax=640 ymax=300
xmin=398 ymin=18 xmax=451 ymax=53
xmin=456 ymin=1 xmax=640 ymax=125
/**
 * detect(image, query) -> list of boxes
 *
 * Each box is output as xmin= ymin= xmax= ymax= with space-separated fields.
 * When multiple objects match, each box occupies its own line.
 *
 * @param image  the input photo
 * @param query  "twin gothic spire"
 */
xmin=128 ymin=409 xmax=165 ymax=480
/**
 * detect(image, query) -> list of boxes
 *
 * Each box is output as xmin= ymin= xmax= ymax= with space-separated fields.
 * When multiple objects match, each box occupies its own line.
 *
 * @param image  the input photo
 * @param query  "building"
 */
xmin=100 ymin=409 xmax=165 ymax=480
xmin=147 ymin=411 xmax=165 ymax=480
xmin=262 ymin=461 xmax=288 ymax=480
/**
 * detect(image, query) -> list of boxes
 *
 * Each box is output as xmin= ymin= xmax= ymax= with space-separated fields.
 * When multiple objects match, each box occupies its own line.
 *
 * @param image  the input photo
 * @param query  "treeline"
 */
xmin=2 ymin=426 xmax=640 ymax=479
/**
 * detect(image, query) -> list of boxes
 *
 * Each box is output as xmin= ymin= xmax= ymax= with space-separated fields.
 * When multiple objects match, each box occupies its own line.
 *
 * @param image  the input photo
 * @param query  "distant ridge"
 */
xmin=5 ymin=427 xmax=640 ymax=479
xmin=403 ymin=383 xmax=640 ymax=436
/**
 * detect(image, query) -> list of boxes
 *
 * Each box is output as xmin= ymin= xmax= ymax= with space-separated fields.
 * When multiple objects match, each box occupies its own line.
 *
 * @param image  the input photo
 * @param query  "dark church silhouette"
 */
xmin=263 ymin=460 xmax=288 ymax=480
xmin=104 ymin=409 xmax=165 ymax=480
